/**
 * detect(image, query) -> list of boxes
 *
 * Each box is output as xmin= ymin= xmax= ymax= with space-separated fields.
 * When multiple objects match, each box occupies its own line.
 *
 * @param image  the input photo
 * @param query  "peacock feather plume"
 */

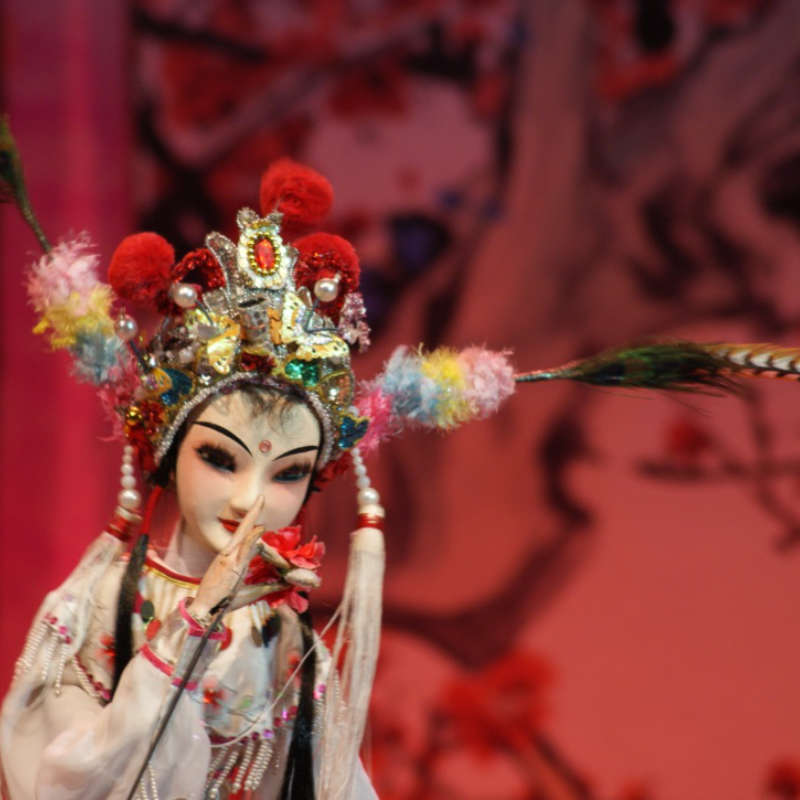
xmin=515 ymin=342 xmax=742 ymax=394
xmin=0 ymin=115 xmax=49 ymax=252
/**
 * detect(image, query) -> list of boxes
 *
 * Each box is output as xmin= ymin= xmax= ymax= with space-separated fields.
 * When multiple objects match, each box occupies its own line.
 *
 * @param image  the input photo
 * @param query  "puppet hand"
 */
xmin=190 ymin=496 xmax=265 ymax=623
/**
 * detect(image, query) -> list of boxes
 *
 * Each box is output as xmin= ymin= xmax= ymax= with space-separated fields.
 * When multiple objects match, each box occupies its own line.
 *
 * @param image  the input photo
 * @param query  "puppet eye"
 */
xmin=196 ymin=444 xmax=236 ymax=473
xmin=273 ymin=463 xmax=313 ymax=483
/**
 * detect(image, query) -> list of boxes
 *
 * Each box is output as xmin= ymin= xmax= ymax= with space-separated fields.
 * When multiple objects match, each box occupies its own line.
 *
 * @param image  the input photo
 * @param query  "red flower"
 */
xmin=244 ymin=526 xmax=325 ymax=614
xmin=97 ymin=632 xmax=116 ymax=671
xmin=767 ymin=759 xmax=800 ymax=798
xmin=262 ymin=525 xmax=325 ymax=570
xmin=439 ymin=651 xmax=553 ymax=757
xmin=266 ymin=586 xmax=310 ymax=614
xmin=664 ymin=417 xmax=712 ymax=461
xmin=328 ymin=57 xmax=409 ymax=119
xmin=616 ymin=781 xmax=654 ymax=800
xmin=201 ymin=676 xmax=227 ymax=712
xmin=244 ymin=558 xmax=280 ymax=587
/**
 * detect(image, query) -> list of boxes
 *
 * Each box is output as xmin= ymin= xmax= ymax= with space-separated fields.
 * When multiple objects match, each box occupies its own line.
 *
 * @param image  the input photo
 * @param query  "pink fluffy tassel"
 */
xmin=458 ymin=347 xmax=516 ymax=417
xmin=355 ymin=387 xmax=395 ymax=453
xmin=27 ymin=233 xmax=102 ymax=314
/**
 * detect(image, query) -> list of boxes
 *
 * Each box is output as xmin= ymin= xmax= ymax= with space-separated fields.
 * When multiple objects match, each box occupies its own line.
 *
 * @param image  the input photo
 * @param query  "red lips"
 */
xmin=218 ymin=518 xmax=240 ymax=533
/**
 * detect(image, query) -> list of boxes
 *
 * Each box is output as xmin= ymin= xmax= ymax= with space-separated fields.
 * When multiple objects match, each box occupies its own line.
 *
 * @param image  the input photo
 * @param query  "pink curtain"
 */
xmin=1 ymin=0 xmax=130 ymax=692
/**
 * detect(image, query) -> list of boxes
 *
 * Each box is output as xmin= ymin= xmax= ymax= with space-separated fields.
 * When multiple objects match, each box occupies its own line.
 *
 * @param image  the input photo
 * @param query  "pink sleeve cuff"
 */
xmin=178 ymin=597 xmax=225 ymax=640
xmin=140 ymin=642 xmax=200 ymax=691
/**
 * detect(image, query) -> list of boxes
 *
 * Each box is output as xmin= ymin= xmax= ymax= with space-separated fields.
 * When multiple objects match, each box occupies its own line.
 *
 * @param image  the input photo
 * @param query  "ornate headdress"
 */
xmin=28 ymin=161 xmax=370 ymax=478
xmin=24 ymin=155 xmax=520 ymax=506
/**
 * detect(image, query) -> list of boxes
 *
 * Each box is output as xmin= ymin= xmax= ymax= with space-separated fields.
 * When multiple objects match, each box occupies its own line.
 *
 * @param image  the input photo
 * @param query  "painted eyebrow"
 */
xmin=274 ymin=445 xmax=319 ymax=461
xmin=193 ymin=421 xmax=252 ymax=456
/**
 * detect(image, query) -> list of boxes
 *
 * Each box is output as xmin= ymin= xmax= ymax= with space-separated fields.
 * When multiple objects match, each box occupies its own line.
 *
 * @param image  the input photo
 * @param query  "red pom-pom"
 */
xmin=293 ymin=232 xmax=360 ymax=322
xmin=109 ymin=233 xmax=174 ymax=307
xmin=259 ymin=158 xmax=333 ymax=229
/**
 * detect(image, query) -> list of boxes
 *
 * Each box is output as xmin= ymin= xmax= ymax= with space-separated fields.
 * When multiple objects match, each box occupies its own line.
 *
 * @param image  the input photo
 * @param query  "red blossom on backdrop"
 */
xmin=439 ymin=650 xmax=553 ymax=757
xmin=663 ymin=416 xmax=713 ymax=461
xmin=616 ymin=780 xmax=655 ymax=800
xmin=767 ymin=759 xmax=800 ymax=799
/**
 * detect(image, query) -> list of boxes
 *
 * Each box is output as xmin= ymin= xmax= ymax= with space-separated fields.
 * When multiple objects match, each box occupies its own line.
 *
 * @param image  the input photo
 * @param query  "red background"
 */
xmin=3 ymin=2 xmax=800 ymax=798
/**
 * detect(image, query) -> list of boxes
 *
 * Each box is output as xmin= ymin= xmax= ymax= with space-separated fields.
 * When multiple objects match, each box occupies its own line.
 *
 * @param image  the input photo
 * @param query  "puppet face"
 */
xmin=175 ymin=389 xmax=319 ymax=562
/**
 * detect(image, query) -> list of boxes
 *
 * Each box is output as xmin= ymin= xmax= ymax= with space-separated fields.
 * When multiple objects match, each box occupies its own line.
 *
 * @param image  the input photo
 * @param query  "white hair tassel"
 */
xmin=317 ymin=446 xmax=385 ymax=799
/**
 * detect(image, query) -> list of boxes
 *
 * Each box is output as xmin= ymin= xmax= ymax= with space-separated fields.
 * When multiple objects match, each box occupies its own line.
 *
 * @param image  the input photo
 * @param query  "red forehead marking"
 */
xmin=259 ymin=439 xmax=272 ymax=454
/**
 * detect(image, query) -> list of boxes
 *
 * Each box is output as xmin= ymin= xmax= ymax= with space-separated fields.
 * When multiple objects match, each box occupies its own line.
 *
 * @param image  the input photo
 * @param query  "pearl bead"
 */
xmin=114 ymin=314 xmax=138 ymax=341
xmin=118 ymin=488 xmax=141 ymax=511
xmin=353 ymin=463 xmax=367 ymax=478
xmin=313 ymin=276 xmax=339 ymax=303
xmin=121 ymin=464 xmax=134 ymax=476
xmin=124 ymin=445 xmax=134 ymax=455
xmin=170 ymin=282 xmax=198 ymax=308
xmin=356 ymin=476 xmax=370 ymax=490
xmin=357 ymin=487 xmax=380 ymax=507
xmin=121 ymin=475 xmax=137 ymax=489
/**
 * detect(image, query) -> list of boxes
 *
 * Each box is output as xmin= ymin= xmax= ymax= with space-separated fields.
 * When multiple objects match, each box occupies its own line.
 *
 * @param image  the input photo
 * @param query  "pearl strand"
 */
xmin=53 ymin=642 xmax=69 ymax=696
xmin=351 ymin=446 xmax=385 ymax=521
xmin=117 ymin=444 xmax=142 ymax=514
xmin=244 ymin=738 xmax=274 ymax=791
xmin=230 ymin=736 xmax=255 ymax=793
xmin=207 ymin=745 xmax=240 ymax=799
xmin=204 ymin=748 xmax=227 ymax=793
xmin=40 ymin=634 xmax=58 ymax=683
xmin=147 ymin=765 xmax=159 ymax=800
xmin=15 ymin=619 xmax=48 ymax=677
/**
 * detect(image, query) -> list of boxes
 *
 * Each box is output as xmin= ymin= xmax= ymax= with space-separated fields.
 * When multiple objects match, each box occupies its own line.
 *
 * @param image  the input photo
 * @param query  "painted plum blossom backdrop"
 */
xmin=3 ymin=0 xmax=800 ymax=798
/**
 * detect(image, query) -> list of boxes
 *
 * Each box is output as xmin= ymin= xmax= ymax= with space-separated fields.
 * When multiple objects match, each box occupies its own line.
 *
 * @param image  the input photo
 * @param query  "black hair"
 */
xmin=278 ymin=607 xmax=317 ymax=800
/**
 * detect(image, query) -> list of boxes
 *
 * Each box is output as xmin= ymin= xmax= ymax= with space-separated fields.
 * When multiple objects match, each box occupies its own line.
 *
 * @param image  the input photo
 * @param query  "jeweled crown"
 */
xmin=126 ymin=204 xmax=369 ymax=469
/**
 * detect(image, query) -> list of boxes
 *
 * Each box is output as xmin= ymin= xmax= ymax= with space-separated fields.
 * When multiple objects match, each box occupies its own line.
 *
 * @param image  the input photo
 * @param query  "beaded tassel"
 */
xmin=244 ymin=737 xmax=274 ymax=792
xmin=14 ymin=619 xmax=48 ymax=678
xmin=207 ymin=747 xmax=227 ymax=780
xmin=207 ymin=744 xmax=241 ymax=799
xmin=147 ymin=766 xmax=159 ymax=800
xmin=53 ymin=642 xmax=70 ymax=696
xmin=230 ymin=736 xmax=256 ymax=794
xmin=40 ymin=634 xmax=59 ymax=683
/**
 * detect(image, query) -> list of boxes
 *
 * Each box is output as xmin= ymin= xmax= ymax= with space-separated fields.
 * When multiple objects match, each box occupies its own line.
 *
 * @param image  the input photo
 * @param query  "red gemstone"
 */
xmin=145 ymin=618 xmax=162 ymax=640
xmin=220 ymin=626 xmax=233 ymax=650
xmin=254 ymin=239 xmax=275 ymax=273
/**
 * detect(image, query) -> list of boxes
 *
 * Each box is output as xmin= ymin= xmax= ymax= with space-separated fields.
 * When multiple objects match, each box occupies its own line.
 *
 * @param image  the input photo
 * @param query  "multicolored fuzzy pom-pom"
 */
xmin=27 ymin=234 xmax=125 ymax=383
xmin=356 ymin=346 xmax=516 ymax=452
